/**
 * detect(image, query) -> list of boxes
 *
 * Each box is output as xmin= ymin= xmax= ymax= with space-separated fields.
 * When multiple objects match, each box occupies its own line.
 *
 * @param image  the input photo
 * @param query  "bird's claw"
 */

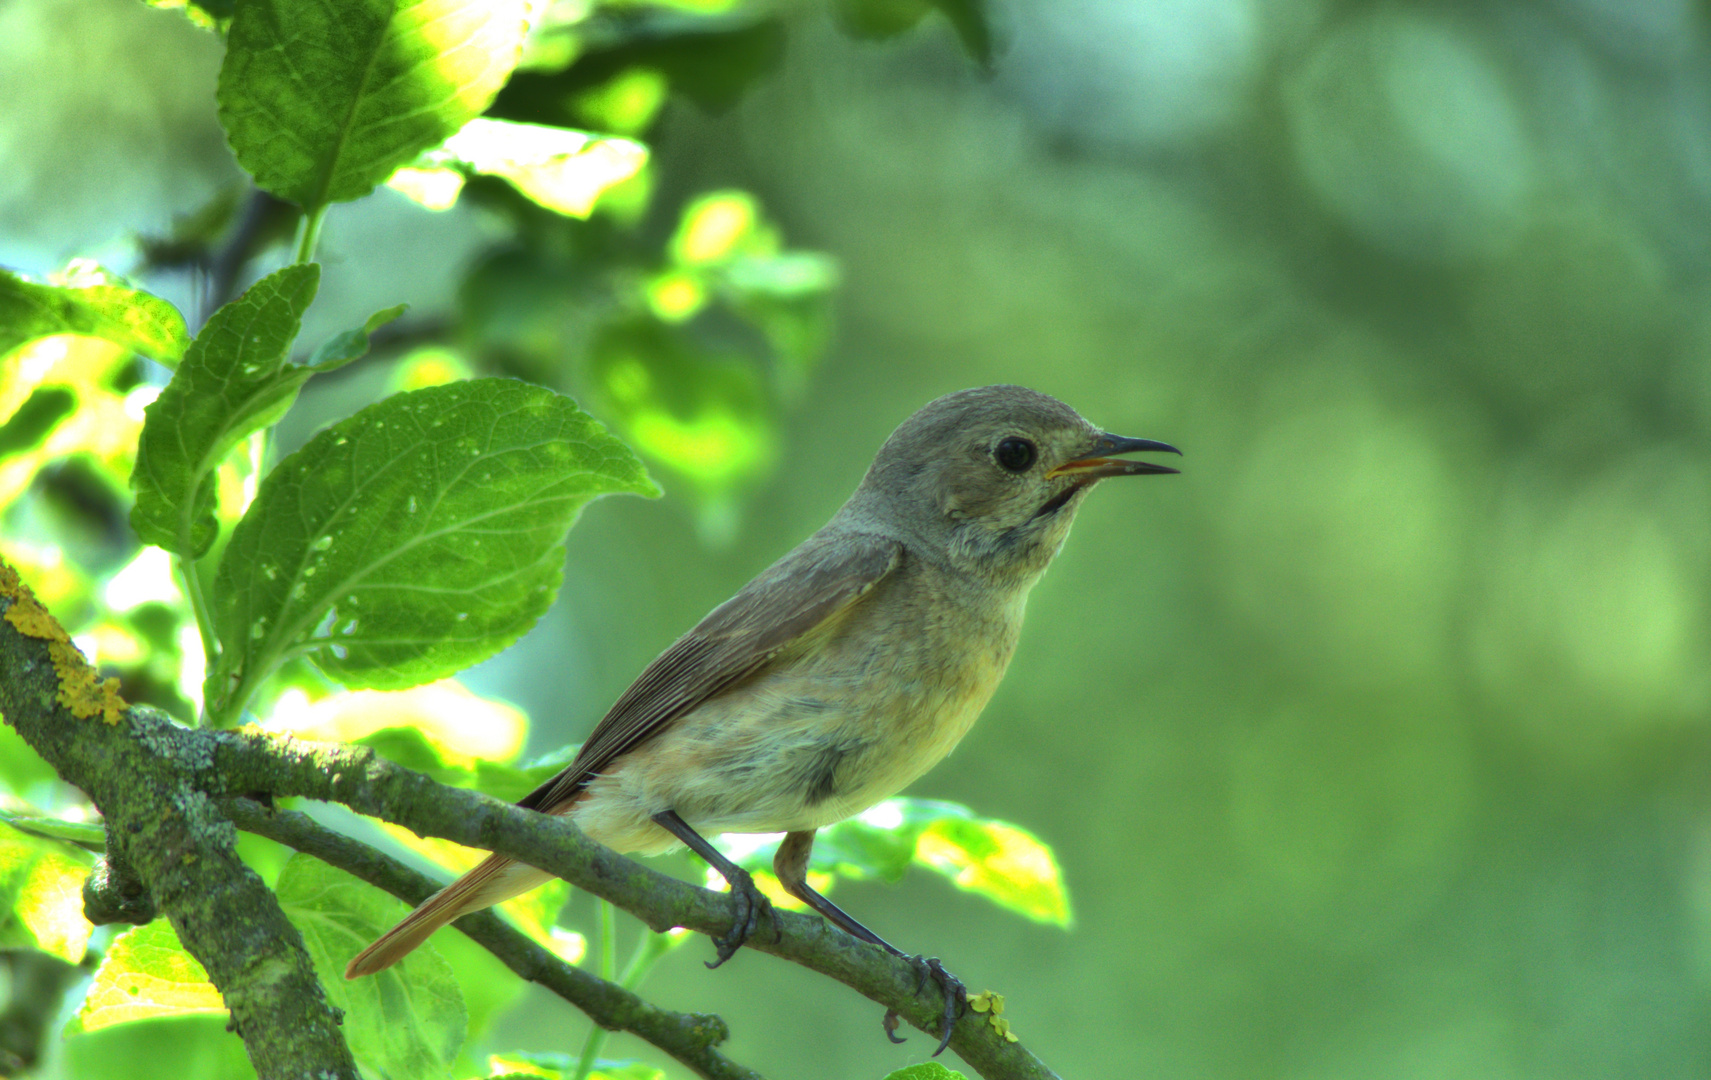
xmin=879 ymin=956 xmax=966 ymax=1056
xmin=706 ymin=865 xmax=772 ymax=969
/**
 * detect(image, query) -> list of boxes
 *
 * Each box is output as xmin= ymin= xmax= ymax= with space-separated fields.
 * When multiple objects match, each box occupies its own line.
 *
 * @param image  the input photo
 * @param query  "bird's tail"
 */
xmin=344 ymin=854 xmax=554 ymax=978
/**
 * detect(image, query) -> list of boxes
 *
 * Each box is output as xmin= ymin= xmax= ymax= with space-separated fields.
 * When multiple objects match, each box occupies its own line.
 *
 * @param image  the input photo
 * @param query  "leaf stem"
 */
xmin=176 ymin=556 xmax=218 ymax=723
xmin=571 ymin=900 xmax=621 ymax=1080
xmin=294 ymin=205 xmax=328 ymax=265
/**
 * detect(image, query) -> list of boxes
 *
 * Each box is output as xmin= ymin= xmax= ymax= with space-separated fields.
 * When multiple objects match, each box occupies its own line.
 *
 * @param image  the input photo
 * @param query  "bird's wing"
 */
xmin=518 ymin=530 xmax=904 ymax=813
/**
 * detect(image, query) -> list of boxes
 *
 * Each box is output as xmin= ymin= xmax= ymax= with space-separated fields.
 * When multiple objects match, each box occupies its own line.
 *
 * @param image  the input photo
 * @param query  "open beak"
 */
xmin=1046 ymin=433 xmax=1183 ymax=479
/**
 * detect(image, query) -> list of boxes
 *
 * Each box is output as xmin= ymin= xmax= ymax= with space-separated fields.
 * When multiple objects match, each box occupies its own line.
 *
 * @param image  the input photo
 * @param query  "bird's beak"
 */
xmin=1046 ymin=433 xmax=1183 ymax=479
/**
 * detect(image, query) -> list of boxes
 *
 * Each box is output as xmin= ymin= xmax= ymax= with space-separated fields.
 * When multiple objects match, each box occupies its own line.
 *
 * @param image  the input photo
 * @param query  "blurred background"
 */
xmin=5 ymin=0 xmax=1711 ymax=1077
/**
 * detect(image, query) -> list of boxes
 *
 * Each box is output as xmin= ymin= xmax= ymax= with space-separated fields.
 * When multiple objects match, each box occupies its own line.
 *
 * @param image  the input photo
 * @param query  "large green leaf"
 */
xmin=218 ymin=0 xmax=532 ymax=209
xmin=128 ymin=265 xmax=322 ymax=558
xmin=0 ymin=266 xmax=188 ymax=363
xmin=276 ymin=854 xmax=467 ymax=1080
xmin=205 ymin=379 xmax=657 ymax=715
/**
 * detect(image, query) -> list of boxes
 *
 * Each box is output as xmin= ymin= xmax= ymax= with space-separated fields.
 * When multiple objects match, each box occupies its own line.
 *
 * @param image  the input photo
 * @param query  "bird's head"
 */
xmin=848 ymin=385 xmax=1180 ymax=582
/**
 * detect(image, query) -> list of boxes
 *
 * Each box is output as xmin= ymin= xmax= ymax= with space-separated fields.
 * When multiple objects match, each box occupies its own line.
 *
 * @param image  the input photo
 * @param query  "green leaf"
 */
xmin=0 ymin=826 xmax=94 ymax=963
xmin=276 ymin=853 xmax=467 ymax=1080
xmin=218 ymin=0 xmax=532 ymax=209
xmin=0 ymin=266 xmax=188 ymax=364
xmin=205 ymin=379 xmax=658 ymax=714
xmin=882 ymin=1063 xmax=969 ymax=1080
xmin=587 ymin=318 xmax=777 ymax=493
xmin=0 ymin=809 xmax=106 ymax=852
xmin=128 ymin=264 xmax=321 ymax=558
xmin=743 ymin=798 xmax=1073 ymax=926
xmin=915 ymin=813 xmax=1072 ymax=927
xmin=69 ymin=919 xmax=224 ymax=1034
xmin=393 ymin=119 xmax=648 ymax=218
xmin=308 ymin=304 xmax=408 ymax=370
xmin=0 ymin=386 xmax=77 ymax=460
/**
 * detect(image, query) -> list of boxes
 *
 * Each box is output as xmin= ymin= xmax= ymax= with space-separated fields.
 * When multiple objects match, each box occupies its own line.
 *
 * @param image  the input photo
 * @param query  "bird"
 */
xmin=344 ymin=384 xmax=1179 ymax=1051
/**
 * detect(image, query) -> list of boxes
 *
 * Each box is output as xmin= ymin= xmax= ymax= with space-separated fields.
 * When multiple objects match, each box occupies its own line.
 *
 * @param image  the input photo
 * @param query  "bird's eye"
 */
xmin=995 ymin=436 xmax=1037 ymax=473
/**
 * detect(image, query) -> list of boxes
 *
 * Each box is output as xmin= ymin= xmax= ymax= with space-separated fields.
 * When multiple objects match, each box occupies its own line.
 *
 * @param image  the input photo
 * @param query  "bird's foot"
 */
xmin=881 ymin=955 xmax=966 ymax=1057
xmin=706 ymin=864 xmax=773 ymax=969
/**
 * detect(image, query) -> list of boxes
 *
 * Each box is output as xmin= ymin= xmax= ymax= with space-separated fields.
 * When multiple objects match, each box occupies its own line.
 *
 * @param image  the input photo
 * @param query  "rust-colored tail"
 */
xmin=344 ymin=854 xmax=553 ymax=978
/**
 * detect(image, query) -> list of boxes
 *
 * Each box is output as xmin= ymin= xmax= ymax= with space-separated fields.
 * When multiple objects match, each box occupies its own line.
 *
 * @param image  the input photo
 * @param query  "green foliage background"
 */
xmin=4 ymin=0 xmax=1711 ymax=1078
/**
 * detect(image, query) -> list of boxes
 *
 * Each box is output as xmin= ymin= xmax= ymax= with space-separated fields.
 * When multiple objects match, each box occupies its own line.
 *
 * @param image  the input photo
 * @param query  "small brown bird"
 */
xmin=345 ymin=385 xmax=1178 ymax=1049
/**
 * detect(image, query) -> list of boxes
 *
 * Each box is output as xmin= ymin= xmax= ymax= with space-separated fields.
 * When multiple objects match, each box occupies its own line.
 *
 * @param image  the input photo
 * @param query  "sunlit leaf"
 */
xmin=915 ymin=815 xmax=1071 ymax=927
xmin=0 ymin=826 xmax=93 ymax=963
xmin=732 ymin=799 xmax=1072 ymax=927
xmin=129 ymin=264 xmax=321 ymax=559
xmin=397 ymin=118 xmax=649 ymax=219
xmin=391 ymin=346 xmax=473 ymax=392
xmin=278 ymin=679 xmax=528 ymax=767
xmin=205 ymin=379 xmax=658 ymax=716
xmin=276 ymin=854 xmax=467 ymax=1080
xmin=218 ymin=0 xmax=532 ymax=209
xmin=70 ymin=920 xmax=222 ymax=1033
xmin=671 ymin=191 xmax=768 ymax=266
xmin=0 ymin=266 xmax=188 ymax=364
xmin=387 ymin=165 xmax=469 ymax=211
xmin=0 ymin=336 xmax=144 ymax=507
xmin=567 ymin=68 xmax=669 ymax=136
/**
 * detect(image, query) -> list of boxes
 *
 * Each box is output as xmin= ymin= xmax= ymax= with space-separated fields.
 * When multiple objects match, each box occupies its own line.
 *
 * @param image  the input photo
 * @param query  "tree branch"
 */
xmin=0 ymin=556 xmax=1060 ymax=1080
xmin=202 ymin=732 xmax=1062 ymax=1080
xmin=220 ymin=797 xmax=762 ymax=1080
xmin=0 ymin=562 xmax=358 ymax=1080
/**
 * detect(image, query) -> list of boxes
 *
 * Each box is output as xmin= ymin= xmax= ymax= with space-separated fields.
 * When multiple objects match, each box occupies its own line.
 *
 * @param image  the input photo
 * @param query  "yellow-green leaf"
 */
xmin=71 ymin=920 xmax=224 ymax=1033
xmin=0 ymin=826 xmax=94 ymax=964
xmin=915 ymin=816 xmax=1072 ymax=927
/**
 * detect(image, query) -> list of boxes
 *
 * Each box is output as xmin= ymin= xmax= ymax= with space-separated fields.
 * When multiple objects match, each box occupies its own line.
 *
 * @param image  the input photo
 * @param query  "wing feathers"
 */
xmin=520 ymin=531 xmax=902 ymax=813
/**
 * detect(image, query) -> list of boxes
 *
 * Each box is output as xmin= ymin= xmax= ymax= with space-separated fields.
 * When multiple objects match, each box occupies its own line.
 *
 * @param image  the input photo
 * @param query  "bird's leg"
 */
xmin=774 ymin=830 xmax=966 ymax=1057
xmin=651 ymin=809 xmax=773 ymax=968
